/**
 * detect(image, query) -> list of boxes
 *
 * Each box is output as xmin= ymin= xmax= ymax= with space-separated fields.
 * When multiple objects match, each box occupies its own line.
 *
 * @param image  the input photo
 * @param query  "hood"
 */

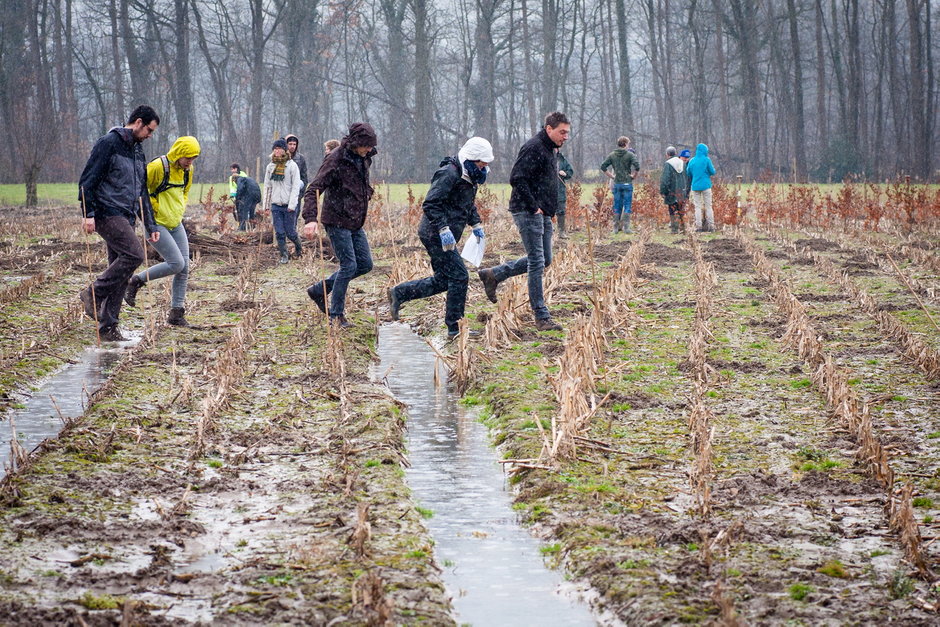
xmin=695 ymin=143 xmax=709 ymax=157
xmin=343 ymin=123 xmax=378 ymax=149
xmin=458 ymin=137 xmax=495 ymax=164
xmin=110 ymin=126 xmax=135 ymax=145
xmin=666 ymin=156 xmax=684 ymax=173
xmin=285 ymin=134 xmax=300 ymax=152
xmin=612 ymin=147 xmax=629 ymax=157
xmin=167 ymin=136 xmax=201 ymax=162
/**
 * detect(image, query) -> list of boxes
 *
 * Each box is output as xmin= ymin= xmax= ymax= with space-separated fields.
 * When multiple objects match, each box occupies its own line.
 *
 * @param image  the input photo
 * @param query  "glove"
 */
xmin=440 ymin=227 xmax=456 ymax=251
xmin=472 ymin=224 xmax=485 ymax=242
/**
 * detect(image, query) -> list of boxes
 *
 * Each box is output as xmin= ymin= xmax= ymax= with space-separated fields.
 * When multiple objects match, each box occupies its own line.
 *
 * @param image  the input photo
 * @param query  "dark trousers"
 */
xmin=271 ymin=204 xmax=299 ymax=246
xmin=316 ymin=225 xmax=373 ymax=317
xmin=393 ymin=232 xmax=469 ymax=334
xmin=236 ymin=200 xmax=256 ymax=230
xmin=668 ymin=200 xmax=686 ymax=219
xmin=92 ymin=214 xmax=144 ymax=330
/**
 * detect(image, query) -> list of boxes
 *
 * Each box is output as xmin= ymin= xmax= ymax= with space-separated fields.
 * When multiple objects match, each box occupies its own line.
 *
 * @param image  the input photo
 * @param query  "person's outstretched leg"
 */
xmin=325 ymin=225 xmax=358 ymax=320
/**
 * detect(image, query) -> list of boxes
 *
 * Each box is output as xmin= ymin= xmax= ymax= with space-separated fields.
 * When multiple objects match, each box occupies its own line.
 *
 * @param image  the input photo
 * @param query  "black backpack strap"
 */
xmin=150 ymin=155 xmax=189 ymax=198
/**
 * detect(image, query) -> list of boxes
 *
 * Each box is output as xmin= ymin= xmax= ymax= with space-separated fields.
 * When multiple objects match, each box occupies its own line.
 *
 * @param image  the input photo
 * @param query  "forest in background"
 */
xmin=0 ymin=0 xmax=937 ymax=204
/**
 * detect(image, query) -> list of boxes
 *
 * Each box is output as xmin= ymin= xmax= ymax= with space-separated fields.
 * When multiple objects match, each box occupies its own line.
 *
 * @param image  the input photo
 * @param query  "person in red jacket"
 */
xmin=301 ymin=123 xmax=378 ymax=328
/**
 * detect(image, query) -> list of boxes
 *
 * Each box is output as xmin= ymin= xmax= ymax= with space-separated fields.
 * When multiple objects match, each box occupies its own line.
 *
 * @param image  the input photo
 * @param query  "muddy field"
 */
xmin=0 ymin=204 xmax=939 ymax=625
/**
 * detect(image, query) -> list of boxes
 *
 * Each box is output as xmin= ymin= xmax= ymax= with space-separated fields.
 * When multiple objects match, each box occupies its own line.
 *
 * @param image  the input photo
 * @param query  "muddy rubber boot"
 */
xmin=669 ymin=216 xmax=678 ymax=234
xmin=622 ymin=213 xmax=634 ymax=234
xmin=168 ymin=307 xmax=190 ymax=327
xmin=124 ymin=275 xmax=144 ymax=307
xmin=100 ymin=326 xmax=128 ymax=342
xmin=291 ymin=236 xmax=303 ymax=258
xmin=277 ymin=240 xmax=289 ymax=264
xmin=557 ymin=214 xmax=568 ymax=238
xmin=612 ymin=214 xmax=621 ymax=234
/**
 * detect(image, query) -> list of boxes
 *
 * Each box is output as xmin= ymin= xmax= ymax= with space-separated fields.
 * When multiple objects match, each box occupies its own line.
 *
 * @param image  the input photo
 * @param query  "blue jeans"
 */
xmin=393 ymin=232 xmax=469 ymax=334
xmin=613 ymin=183 xmax=633 ymax=215
xmin=323 ymin=225 xmax=373 ymax=317
xmin=136 ymin=223 xmax=189 ymax=308
xmin=271 ymin=204 xmax=298 ymax=246
xmin=490 ymin=212 xmax=553 ymax=320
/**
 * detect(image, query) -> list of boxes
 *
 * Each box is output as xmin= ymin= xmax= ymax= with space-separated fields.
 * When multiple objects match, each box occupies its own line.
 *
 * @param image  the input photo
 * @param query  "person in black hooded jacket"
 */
xmin=387 ymin=137 xmax=493 ymax=339
xmin=77 ymin=105 xmax=161 ymax=342
xmin=302 ymin=122 xmax=378 ymax=328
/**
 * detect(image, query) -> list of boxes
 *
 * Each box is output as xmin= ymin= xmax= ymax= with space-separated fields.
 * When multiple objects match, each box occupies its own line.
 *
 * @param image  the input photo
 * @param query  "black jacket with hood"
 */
xmin=78 ymin=126 xmax=156 ymax=233
xmin=302 ymin=123 xmax=378 ymax=231
xmin=509 ymin=129 xmax=560 ymax=217
xmin=285 ymin=134 xmax=308 ymax=193
xmin=417 ymin=156 xmax=483 ymax=241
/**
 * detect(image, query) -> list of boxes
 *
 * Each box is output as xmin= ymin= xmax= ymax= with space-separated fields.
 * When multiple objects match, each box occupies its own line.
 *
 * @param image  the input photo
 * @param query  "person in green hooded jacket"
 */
xmin=124 ymin=136 xmax=200 ymax=327
xmin=600 ymin=136 xmax=640 ymax=234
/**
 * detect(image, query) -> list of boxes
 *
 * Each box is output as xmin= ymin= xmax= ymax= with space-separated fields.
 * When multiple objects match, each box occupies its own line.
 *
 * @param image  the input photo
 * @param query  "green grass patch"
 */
xmin=788 ymin=583 xmax=812 ymax=601
xmin=816 ymin=560 xmax=849 ymax=578
xmin=912 ymin=497 xmax=934 ymax=508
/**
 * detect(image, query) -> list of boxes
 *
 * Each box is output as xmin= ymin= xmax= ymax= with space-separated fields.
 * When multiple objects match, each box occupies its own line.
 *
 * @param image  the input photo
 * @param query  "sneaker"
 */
xmin=534 ymin=317 xmax=562 ymax=332
xmin=388 ymin=287 xmax=401 ymax=321
xmin=329 ymin=315 xmax=352 ymax=329
xmin=79 ymin=287 xmax=97 ymax=320
xmin=478 ymin=268 xmax=499 ymax=304
xmin=307 ymin=283 xmax=327 ymax=314
xmin=124 ymin=275 xmax=144 ymax=307
xmin=99 ymin=326 xmax=128 ymax=342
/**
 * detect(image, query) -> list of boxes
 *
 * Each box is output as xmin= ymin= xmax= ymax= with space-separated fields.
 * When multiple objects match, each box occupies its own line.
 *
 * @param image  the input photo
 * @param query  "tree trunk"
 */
xmin=613 ymin=0 xmax=633 ymax=132
xmin=413 ymin=0 xmax=433 ymax=177
xmin=786 ymin=0 xmax=806 ymax=180
xmin=906 ymin=0 xmax=928 ymax=180
xmin=173 ymin=0 xmax=196 ymax=135
xmin=108 ymin=0 xmax=125 ymax=117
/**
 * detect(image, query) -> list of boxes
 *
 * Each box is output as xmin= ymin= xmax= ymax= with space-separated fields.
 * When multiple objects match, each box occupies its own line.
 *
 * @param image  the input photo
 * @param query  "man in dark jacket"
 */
xmin=388 ymin=137 xmax=493 ymax=339
xmin=235 ymin=174 xmax=262 ymax=231
xmin=601 ymin=136 xmax=641 ymax=233
xmin=302 ymin=122 xmax=378 ymax=328
xmin=659 ymin=146 xmax=691 ymax=234
xmin=78 ymin=105 xmax=161 ymax=342
xmin=477 ymin=111 xmax=570 ymax=331
xmin=286 ymin=134 xmax=308 ymax=226
xmin=556 ymin=151 xmax=574 ymax=238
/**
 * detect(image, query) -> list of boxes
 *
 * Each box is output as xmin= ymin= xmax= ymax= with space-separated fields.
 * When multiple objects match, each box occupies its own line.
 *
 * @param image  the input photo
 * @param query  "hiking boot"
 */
xmin=124 ymin=275 xmax=144 ymax=307
xmin=534 ymin=317 xmax=562 ymax=332
xmin=329 ymin=315 xmax=352 ymax=329
xmin=307 ymin=282 xmax=327 ymax=314
xmin=388 ymin=287 xmax=402 ymax=321
xmin=167 ymin=307 xmax=190 ymax=327
xmin=478 ymin=268 xmax=499 ymax=304
xmin=99 ymin=326 xmax=128 ymax=342
xmin=79 ymin=287 xmax=97 ymax=320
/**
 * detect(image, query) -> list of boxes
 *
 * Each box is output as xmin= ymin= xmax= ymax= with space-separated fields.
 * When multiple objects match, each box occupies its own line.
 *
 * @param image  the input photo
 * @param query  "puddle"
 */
xmin=375 ymin=324 xmax=599 ymax=626
xmin=1 ymin=336 xmax=138 ymax=476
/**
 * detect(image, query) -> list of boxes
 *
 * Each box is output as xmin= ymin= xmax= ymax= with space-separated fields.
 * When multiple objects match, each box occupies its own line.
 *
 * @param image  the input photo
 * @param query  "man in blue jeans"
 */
xmin=302 ymin=123 xmax=378 ymax=328
xmin=600 ymin=136 xmax=640 ymax=233
xmin=477 ymin=112 xmax=570 ymax=332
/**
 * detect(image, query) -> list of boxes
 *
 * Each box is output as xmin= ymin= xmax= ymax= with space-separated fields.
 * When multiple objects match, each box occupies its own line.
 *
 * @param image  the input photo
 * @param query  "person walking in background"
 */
xmin=229 ymin=163 xmax=246 ymax=200
xmin=388 ymin=137 xmax=493 ymax=339
xmin=77 ymin=105 xmax=161 ymax=342
xmin=686 ymin=143 xmax=717 ymax=231
xmin=263 ymin=138 xmax=303 ymax=264
xmin=477 ymin=111 xmax=570 ymax=332
xmin=302 ymin=123 xmax=378 ymax=328
xmin=323 ymin=139 xmax=340 ymax=157
xmin=600 ymin=136 xmax=640 ymax=234
xmin=659 ymin=146 xmax=691 ymax=234
xmin=123 ymin=136 xmax=200 ymax=326
xmin=234 ymin=173 xmax=262 ymax=231
xmin=556 ymin=151 xmax=573 ymax=238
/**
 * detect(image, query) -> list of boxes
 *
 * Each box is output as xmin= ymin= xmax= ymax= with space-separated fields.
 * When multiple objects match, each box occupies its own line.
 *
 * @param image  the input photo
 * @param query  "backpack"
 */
xmin=149 ymin=155 xmax=189 ymax=198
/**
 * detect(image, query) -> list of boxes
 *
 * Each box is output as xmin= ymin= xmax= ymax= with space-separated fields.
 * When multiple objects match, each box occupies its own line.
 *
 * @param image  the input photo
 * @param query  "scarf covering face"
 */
xmin=270 ymin=151 xmax=290 ymax=181
xmin=463 ymin=159 xmax=488 ymax=184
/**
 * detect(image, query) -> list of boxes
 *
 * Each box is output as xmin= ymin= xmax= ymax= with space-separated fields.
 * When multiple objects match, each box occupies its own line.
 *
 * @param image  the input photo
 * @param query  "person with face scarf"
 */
xmin=387 ymin=137 xmax=493 ymax=339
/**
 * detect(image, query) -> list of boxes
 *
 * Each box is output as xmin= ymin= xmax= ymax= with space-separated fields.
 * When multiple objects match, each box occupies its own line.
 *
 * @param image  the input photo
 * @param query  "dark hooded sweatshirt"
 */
xmin=78 ymin=126 xmax=156 ymax=233
xmin=302 ymin=123 xmax=378 ymax=230
xmin=509 ymin=129 xmax=561 ymax=217
xmin=285 ymin=134 xmax=308 ymax=193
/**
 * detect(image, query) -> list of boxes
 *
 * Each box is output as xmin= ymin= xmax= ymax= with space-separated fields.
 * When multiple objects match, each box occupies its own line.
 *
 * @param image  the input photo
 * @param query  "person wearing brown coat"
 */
xmin=302 ymin=122 xmax=378 ymax=328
